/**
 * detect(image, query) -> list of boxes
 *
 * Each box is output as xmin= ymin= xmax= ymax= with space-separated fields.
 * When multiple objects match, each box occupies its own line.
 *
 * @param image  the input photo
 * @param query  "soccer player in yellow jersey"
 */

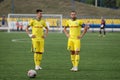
xmin=26 ymin=9 xmax=48 ymax=70
xmin=64 ymin=11 xmax=89 ymax=72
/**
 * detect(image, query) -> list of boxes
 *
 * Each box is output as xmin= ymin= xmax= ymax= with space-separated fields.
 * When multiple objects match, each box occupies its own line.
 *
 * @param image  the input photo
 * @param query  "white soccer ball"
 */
xmin=27 ymin=69 xmax=37 ymax=78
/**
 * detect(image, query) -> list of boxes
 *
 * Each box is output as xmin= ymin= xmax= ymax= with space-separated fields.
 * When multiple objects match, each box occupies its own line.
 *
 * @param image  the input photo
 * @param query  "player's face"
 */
xmin=37 ymin=12 xmax=42 ymax=18
xmin=70 ymin=12 xmax=76 ymax=20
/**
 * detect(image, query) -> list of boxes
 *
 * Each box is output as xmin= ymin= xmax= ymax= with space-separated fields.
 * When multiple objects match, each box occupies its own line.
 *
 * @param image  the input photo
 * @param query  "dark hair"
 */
xmin=36 ymin=9 xmax=42 ymax=13
xmin=71 ymin=11 xmax=76 ymax=13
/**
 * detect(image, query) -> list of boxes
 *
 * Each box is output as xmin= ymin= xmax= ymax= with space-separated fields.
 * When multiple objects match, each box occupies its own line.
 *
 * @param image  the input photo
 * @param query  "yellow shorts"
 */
xmin=67 ymin=39 xmax=81 ymax=51
xmin=32 ymin=40 xmax=44 ymax=53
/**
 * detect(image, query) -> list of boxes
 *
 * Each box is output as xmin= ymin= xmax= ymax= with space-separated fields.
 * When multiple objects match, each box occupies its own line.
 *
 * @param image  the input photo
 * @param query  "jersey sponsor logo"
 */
xmin=34 ymin=26 xmax=42 ymax=28
xmin=70 ymin=26 xmax=79 ymax=28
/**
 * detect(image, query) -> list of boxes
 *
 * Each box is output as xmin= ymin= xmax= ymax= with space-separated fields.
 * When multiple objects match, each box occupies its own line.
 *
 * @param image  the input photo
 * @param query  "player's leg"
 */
xmin=103 ymin=27 xmax=106 ymax=37
xmin=37 ymin=40 xmax=44 ymax=69
xmin=17 ymin=26 xmax=19 ymax=31
xmin=35 ymin=52 xmax=43 ymax=70
xmin=70 ymin=50 xmax=75 ymax=70
xmin=32 ymin=40 xmax=38 ymax=68
xmin=20 ymin=25 xmax=23 ymax=31
xmin=35 ymin=40 xmax=44 ymax=70
xmin=74 ymin=40 xmax=81 ymax=71
xmin=67 ymin=39 xmax=75 ymax=70
xmin=74 ymin=51 xmax=79 ymax=71
xmin=32 ymin=40 xmax=42 ymax=70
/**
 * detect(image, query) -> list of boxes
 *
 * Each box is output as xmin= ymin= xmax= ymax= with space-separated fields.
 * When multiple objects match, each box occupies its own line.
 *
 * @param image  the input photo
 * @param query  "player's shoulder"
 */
xmin=77 ymin=19 xmax=83 ymax=23
xmin=41 ymin=19 xmax=46 ymax=21
xmin=67 ymin=19 xmax=71 ymax=22
xmin=77 ymin=19 xmax=82 ymax=22
xmin=67 ymin=19 xmax=74 ymax=23
xmin=40 ymin=19 xmax=46 ymax=23
xmin=30 ymin=18 xmax=36 ymax=20
xmin=30 ymin=18 xmax=36 ymax=22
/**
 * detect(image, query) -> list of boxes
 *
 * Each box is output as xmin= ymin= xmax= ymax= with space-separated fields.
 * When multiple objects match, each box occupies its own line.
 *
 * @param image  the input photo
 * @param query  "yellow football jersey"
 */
xmin=66 ymin=19 xmax=83 ymax=39
xmin=29 ymin=18 xmax=46 ymax=41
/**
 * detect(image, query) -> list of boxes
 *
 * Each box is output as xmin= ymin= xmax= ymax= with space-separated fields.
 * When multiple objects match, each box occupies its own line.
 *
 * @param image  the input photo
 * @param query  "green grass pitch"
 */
xmin=0 ymin=32 xmax=120 ymax=80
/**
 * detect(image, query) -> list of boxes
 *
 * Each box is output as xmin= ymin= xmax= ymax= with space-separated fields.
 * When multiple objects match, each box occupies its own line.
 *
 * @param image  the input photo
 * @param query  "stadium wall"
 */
xmin=0 ymin=17 xmax=120 ymax=32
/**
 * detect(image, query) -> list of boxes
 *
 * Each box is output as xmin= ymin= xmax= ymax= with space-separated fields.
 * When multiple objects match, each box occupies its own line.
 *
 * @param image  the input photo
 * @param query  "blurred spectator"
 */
xmin=19 ymin=21 xmax=23 ymax=31
xmin=2 ymin=15 xmax=6 ymax=26
xmin=16 ymin=21 xmax=19 ymax=31
xmin=16 ymin=20 xmax=23 ymax=31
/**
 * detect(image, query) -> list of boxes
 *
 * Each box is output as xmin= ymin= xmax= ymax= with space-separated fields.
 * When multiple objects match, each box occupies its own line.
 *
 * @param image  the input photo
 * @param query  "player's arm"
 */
xmin=78 ymin=24 xmax=89 ymax=39
xmin=43 ymin=27 xmax=49 ymax=38
xmin=64 ymin=20 xmax=70 ymax=38
xmin=26 ymin=25 xmax=35 ymax=38
xmin=26 ymin=25 xmax=30 ymax=34
xmin=42 ymin=20 xmax=49 ymax=38
xmin=64 ymin=26 xmax=70 ymax=38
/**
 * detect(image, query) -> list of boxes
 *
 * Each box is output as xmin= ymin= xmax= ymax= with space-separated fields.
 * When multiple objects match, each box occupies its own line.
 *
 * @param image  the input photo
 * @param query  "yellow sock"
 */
xmin=71 ymin=55 xmax=75 ymax=67
xmin=34 ymin=53 xmax=37 ymax=66
xmin=37 ymin=54 xmax=42 ymax=66
xmin=34 ymin=53 xmax=42 ymax=66
xmin=74 ymin=55 xmax=80 ymax=67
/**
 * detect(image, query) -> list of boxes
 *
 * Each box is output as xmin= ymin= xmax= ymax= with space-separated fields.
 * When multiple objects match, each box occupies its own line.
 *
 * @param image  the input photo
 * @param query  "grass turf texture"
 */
xmin=0 ymin=32 xmax=120 ymax=80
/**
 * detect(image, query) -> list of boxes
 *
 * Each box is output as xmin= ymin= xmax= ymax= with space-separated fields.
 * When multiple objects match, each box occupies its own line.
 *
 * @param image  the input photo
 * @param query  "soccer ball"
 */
xmin=27 ymin=69 xmax=37 ymax=78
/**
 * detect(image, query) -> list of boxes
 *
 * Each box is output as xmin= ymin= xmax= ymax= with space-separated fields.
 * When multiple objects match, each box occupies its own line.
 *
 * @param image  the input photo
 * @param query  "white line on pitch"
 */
xmin=11 ymin=38 xmax=31 ymax=43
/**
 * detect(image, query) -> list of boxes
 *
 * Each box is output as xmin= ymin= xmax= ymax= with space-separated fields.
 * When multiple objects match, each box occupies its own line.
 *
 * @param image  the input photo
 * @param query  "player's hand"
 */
xmin=77 ymin=35 xmax=82 ymax=39
xmin=28 ymin=34 xmax=36 ymax=38
xmin=66 ymin=34 xmax=70 ymax=38
xmin=42 ymin=35 xmax=47 ymax=39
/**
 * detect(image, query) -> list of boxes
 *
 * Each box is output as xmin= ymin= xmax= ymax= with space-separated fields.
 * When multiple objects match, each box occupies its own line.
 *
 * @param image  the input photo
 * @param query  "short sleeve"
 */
xmin=42 ymin=20 xmax=47 ymax=27
xmin=79 ymin=20 xmax=83 ymax=26
xmin=28 ymin=19 xmax=33 ymax=27
xmin=65 ymin=20 xmax=69 ymax=27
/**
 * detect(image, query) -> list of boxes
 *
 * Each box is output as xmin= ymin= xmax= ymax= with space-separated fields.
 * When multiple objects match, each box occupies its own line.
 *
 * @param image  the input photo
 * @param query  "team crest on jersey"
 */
xmin=75 ymin=22 xmax=79 ymax=26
